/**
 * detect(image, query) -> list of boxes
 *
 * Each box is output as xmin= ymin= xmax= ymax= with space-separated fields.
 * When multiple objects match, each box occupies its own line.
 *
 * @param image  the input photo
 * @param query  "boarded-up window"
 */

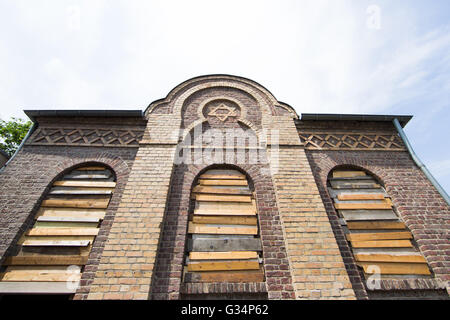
xmin=328 ymin=169 xmax=432 ymax=279
xmin=0 ymin=165 xmax=115 ymax=295
xmin=183 ymin=169 xmax=265 ymax=283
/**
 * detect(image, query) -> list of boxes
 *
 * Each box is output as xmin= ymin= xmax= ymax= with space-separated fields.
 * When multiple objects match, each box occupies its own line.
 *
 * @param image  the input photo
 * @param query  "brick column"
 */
xmin=87 ymin=114 xmax=180 ymax=299
xmin=268 ymin=116 xmax=355 ymax=300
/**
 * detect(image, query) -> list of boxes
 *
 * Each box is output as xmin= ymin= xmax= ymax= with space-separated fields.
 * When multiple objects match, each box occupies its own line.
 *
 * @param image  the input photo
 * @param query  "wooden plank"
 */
xmin=184 ymin=270 xmax=264 ymax=283
xmin=19 ymin=235 xmax=94 ymax=243
xmin=0 ymin=272 xmax=81 ymax=282
xmin=63 ymin=170 xmax=112 ymax=180
xmin=76 ymin=166 xmax=108 ymax=171
xmin=0 ymin=282 xmax=77 ymax=294
xmin=3 ymin=255 xmax=88 ymax=266
xmin=193 ymin=186 xmax=251 ymax=195
xmin=53 ymin=181 xmax=116 ymax=188
xmin=37 ymin=208 xmax=106 ymax=219
xmin=189 ymin=251 xmax=258 ymax=260
xmin=199 ymin=179 xmax=248 ymax=186
xmin=27 ymin=228 xmax=99 ymax=236
xmin=333 ymin=171 xmax=367 ymax=178
xmin=37 ymin=216 xmax=100 ymax=223
xmin=337 ymin=194 xmax=386 ymax=201
xmin=195 ymin=194 xmax=252 ymax=203
xmin=41 ymin=198 xmax=110 ymax=209
xmin=335 ymin=202 xmax=391 ymax=210
xmin=340 ymin=210 xmax=398 ymax=221
xmin=330 ymin=181 xmax=381 ymax=189
xmin=346 ymin=232 xmax=412 ymax=242
xmin=200 ymin=174 xmax=246 ymax=180
xmin=49 ymin=187 xmax=113 ymax=195
xmin=188 ymin=238 xmax=262 ymax=252
xmin=34 ymin=221 xmax=98 ymax=228
xmin=347 ymin=221 xmax=406 ymax=230
xmin=187 ymin=260 xmax=260 ymax=271
xmin=354 ymin=253 xmax=427 ymax=264
xmin=194 ymin=201 xmax=256 ymax=216
xmin=350 ymin=240 xmax=413 ymax=248
xmin=188 ymin=223 xmax=257 ymax=235
xmin=358 ymin=262 xmax=431 ymax=275
xmin=192 ymin=216 xmax=257 ymax=225
xmin=22 ymin=240 xmax=90 ymax=247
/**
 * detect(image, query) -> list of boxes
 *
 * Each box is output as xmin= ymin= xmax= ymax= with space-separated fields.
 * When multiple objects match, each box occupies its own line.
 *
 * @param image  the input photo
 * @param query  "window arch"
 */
xmin=327 ymin=167 xmax=432 ymax=280
xmin=0 ymin=164 xmax=116 ymax=294
xmin=183 ymin=167 xmax=264 ymax=283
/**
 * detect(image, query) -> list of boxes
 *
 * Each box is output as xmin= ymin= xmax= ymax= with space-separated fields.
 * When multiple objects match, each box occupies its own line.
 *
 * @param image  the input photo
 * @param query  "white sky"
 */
xmin=0 ymin=0 xmax=449 ymax=193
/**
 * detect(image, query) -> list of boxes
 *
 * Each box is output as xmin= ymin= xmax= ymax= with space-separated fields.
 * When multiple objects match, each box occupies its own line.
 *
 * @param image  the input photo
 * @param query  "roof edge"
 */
xmin=24 ymin=110 xmax=144 ymax=122
xmin=299 ymin=113 xmax=413 ymax=127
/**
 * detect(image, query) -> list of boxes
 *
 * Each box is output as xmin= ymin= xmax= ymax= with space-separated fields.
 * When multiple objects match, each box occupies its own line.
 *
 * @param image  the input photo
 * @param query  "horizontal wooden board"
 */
xmin=335 ymin=202 xmax=391 ymax=210
xmin=193 ymin=186 xmax=251 ymax=196
xmin=199 ymin=179 xmax=248 ymax=186
xmin=346 ymin=232 xmax=412 ymax=242
xmin=358 ymin=262 xmax=431 ymax=275
xmin=333 ymin=171 xmax=367 ymax=178
xmin=330 ymin=181 xmax=381 ymax=189
xmin=189 ymin=251 xmax=258 ymax=260
xmin=195 ymin=194 xmax=252 ymax=203
xmin=37 ymin=216 xmax=101 ymax=223
xmin=49 ymin=187 xmax=113 ymax=195
xmin=63 ymin=170 xmax=112 ymax=180
xmin=187 ymin=260 xmax=260 ymax=271
xmin=354 ymin=253 xmax=427 ymax=264
xmin=37 ymin=208 xmax=106 ymax=219
xmin=188 ymin=238 xmax=262 ymax=252
xmin=53 ymin=181 xmax=116 ymax=188
xmin=194 ymin=201 xmax=256 ymax=216
xmin=188 ymin=223 xmax=257 ymax=235
xmin=347 ymin=221 xmax=406 ymax=230
xmin=200 ymin=174 xmax=246 ymax=180
xmin=41 ymin=198 xmax=110 ymax=209
xmin=328 ymin=188 xmax=388 ymax=198
xmin=192 ymin=216 xmax=257 ymax=226
xmin=340 ymin=210 xmax=398 ymax=221
xmin=76 ymin=166 xmax=108 ymax=171
xmin=337 ymin=194 xmax=386 ymax=201
xmin=0 ymin=282 xmax=77 ymax=294
xmin=2 ymin=255 xmax=88 ymax=266
xmin=0 ymin=272 xmax=81 ymax=282
xmin=22 ymin=240 xmax=90 ymax=247
xmin=27 ymin=228 xmax=99 ymax=236
xmin=34 ymin=221 xmax=98 ymax=228
xmin=184 ymin=270 xmax=264 ymax=283
xmin=350 ymin=240 xmax=413 ymax=248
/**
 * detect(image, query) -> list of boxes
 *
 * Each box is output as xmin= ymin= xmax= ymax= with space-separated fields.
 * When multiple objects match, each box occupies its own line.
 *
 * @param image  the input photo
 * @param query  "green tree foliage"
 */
xmin=0 ymin=117 xmax=32 ymax=156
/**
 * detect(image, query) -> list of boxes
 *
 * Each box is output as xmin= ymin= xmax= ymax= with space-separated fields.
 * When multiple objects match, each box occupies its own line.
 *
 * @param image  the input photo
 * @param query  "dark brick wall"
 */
xmin=304 ymin=149 xmax=450 ymax=298
xmin=0 ymin=144 xmax=138 ymax=299
xmin=150 ymin=159 xmax=295 ymax=300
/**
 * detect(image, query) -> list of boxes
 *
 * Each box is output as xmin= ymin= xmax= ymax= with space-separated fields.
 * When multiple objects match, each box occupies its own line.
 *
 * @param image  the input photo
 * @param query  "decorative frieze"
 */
xmin=298 ymin=132 xmax=405 ymax=150
xmin=27 ymin=127 xmax=145 ymax=147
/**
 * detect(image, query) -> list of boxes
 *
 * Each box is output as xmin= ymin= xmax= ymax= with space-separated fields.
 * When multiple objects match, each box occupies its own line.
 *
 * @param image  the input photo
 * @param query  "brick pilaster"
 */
xmin=268 ymin=117 xmax=355 ymax=300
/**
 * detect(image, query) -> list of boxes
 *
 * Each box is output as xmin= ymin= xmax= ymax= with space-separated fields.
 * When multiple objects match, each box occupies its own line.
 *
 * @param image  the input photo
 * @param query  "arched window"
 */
xmin=328 ymin=168 xmax=432 ymax=279
xmin=183 ymin=168 xmax=264 ymax=283
xmin=0 ymin=164 xmax=116 ymax=294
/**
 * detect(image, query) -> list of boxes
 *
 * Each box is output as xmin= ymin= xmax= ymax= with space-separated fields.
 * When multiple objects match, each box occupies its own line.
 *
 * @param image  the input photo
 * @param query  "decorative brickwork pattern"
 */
xmin=28 ymin=127 xmax=145 ymax=147
xmin=298 ymin=132 xmax=405 ymax=150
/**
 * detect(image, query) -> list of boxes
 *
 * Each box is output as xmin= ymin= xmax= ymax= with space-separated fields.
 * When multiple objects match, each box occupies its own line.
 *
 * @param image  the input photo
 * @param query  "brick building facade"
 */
xmin=0 ymin=75 xmax=448 ymax=300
